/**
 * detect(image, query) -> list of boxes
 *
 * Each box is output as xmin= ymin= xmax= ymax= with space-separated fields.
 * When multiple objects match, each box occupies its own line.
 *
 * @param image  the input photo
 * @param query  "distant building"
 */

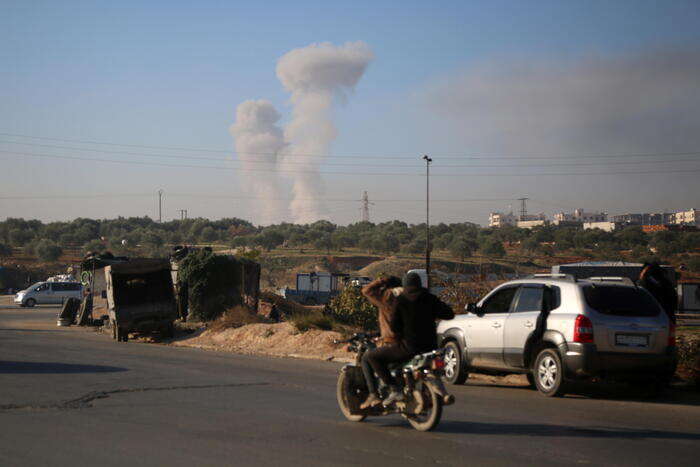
xmin=673 ymin=208 xmax=700 ymax=227
xmin=489 ymin=212 xmax=517 ymax=228
xmin=517 ymin=219 xmax=548 ymax=229
xmin=554 ymin=209 xmax=607 ymax=224
xmin=610 ymin=212 xmax=674 ymax=226
xmin=583 ymin=221 xmax=620 ymax=232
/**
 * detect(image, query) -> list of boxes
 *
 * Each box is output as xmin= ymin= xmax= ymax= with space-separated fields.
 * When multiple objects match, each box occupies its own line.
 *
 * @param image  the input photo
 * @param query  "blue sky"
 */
xmin=2 ymin=0 xmax=700 ymax=224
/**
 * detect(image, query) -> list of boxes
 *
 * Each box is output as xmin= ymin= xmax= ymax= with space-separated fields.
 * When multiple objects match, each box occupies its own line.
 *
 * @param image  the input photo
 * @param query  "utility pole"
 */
xmin=423 ymin=155 xmax=432 ymax=289
xmin=158 ymin=189 xmax=164 ymax=222
xmin=360 ymin=191 xmax=370 ymax=223
xmin=517 ymin=197 xmax=529 ymax=220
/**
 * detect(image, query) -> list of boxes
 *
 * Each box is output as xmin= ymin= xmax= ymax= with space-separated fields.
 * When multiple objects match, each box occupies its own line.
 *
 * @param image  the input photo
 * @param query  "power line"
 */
xmin=2 ymin=139 xmax=699 ymax=168
xmin=3 ymin=131 xmax=700 ymax=160
xmin=3 ymin=149 xmax=700 ymax=177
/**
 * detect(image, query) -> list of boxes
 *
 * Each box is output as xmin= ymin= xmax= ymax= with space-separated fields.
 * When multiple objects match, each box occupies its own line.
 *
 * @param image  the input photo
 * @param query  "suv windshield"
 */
xmin=583 ymin=285 xmax=661 ymax=317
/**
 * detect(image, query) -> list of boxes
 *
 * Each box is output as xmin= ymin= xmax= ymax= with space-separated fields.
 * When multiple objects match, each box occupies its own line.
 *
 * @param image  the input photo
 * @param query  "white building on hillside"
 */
xmin=673 ymin=209 xmax=700 ymax=227
xmin=489 ymin=212 xmax=517 ymax=228
xmin=583 ymin=221 xmax=620 ymax=232
xmin=554 ymin=208 xmax=607 ymax=224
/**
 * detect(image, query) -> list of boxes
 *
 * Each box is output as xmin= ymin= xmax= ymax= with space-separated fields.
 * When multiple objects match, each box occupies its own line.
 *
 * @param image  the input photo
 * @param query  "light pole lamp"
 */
xmin=422 ymin=155 xmax=432 ymax=289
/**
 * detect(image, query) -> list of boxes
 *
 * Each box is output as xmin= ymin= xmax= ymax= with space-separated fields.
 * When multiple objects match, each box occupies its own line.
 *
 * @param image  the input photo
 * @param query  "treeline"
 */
xmin=0 ymin=217 xmax=699 ymax=266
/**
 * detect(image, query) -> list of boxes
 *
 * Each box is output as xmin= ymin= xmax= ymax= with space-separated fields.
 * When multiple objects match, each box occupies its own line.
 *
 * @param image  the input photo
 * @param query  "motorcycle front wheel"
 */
xmin=407 ymin=383 xmax=442 ymax=432
xmin=336 ymin=370 xmax=366 ymax=422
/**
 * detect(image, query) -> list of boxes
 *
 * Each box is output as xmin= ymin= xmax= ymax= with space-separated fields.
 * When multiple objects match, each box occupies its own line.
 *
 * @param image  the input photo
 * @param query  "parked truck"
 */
xmin=105 ymin=258 xmax=177 ymax=342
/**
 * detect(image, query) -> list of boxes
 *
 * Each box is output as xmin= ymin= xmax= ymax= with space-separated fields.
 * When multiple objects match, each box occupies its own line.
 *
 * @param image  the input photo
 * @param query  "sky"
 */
xmin=1 ymin=0 xmax=700 ymax=226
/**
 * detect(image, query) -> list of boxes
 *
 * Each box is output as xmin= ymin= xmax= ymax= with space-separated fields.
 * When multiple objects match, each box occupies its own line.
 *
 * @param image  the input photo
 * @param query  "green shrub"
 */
xmin=178 ymin=250 xmax=248 ymax=321
xmin=328 ymin=285 xmax=378 ymax=331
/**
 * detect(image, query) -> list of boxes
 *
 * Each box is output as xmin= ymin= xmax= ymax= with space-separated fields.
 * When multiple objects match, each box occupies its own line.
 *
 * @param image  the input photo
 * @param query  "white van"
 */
xmin=14 ymin=282 xmax=83 ymax=307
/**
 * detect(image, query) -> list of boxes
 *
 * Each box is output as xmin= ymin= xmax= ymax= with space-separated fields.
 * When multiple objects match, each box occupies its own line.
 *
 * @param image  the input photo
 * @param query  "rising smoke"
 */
xmin=229 ymin=99 xmax=287 ymax=224
xmin=231 ymin=41 xmax=373 ymax=224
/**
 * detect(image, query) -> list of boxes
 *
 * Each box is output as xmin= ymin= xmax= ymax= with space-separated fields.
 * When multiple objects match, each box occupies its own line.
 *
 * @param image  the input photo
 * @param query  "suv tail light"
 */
xmin=668 ymin=322 xmax=676 ymax=347
xmin=573 ymin=314 xmax=594 ymax=343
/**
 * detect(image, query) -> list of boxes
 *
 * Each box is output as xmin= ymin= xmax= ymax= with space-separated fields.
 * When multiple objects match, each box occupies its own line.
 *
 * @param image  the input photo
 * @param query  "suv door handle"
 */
xmin=524 ymin=321 xmax=534 ymax=328
xmin=492 ymin=322 xmax=502 ymax=328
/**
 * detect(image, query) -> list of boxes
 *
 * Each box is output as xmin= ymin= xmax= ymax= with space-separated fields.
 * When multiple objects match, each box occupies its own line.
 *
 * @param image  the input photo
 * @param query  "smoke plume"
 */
xmin=229 ymin=99 xmax=287 ymax=224
xmin=276 ymin=41 xmax=374 ymax=223
xmin=231 ymin=41 xmax=373 ymax=224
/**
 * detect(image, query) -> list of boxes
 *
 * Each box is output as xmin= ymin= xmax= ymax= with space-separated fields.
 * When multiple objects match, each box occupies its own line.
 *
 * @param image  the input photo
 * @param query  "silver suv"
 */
xmin=437 ymin=274 xmax=677 ymax=396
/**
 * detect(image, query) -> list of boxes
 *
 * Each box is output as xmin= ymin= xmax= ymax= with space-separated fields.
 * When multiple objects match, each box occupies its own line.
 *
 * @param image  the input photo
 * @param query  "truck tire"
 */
xmin=534 ymin=348 xmax=567 ymax=397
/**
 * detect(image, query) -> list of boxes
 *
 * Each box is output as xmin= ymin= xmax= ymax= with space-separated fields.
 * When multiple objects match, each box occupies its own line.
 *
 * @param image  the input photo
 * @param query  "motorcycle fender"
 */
xmin=425 ymin=378 xmax=456 ymax=406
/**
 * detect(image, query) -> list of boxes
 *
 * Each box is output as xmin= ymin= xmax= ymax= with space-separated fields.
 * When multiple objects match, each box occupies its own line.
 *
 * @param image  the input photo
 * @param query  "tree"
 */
xmin=199 ymin=226 xmax=219 ymax=243
xmin=481 ymin=238 xmax=505 ymax=258
xmin=313 ymin=232 xmax=333 ymax=254
xmin=83 ymin=239 xmax=106 ymax=254
xmin=34 ymin=239 xmax=63 ymax=262
xmin=0 ymin=243 xmax=11 ymax=261
xmin=448 ymin=237 xmax=475 ymax=261
xmin=687 ymin=256 xmax=700 ymax=273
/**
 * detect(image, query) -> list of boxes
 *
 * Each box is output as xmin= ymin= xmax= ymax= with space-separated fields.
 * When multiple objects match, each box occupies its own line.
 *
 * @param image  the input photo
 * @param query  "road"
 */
xmin=1 ymin=298 xmax=699 ymax=466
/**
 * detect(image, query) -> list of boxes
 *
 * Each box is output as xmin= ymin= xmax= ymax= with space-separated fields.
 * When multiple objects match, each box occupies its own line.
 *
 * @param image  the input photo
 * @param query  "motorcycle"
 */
xmin=335 ymin=333 xmax=455 ymax=432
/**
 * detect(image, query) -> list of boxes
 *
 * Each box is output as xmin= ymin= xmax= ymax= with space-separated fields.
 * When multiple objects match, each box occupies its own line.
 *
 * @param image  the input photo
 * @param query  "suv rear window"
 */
xmin=582 ymin=285 xmax=661 ymax=317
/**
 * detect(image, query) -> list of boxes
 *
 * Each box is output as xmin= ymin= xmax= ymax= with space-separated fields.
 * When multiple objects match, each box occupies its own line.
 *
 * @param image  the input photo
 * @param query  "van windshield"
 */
xmin=583 ymin=285 xmax=661 ymax=317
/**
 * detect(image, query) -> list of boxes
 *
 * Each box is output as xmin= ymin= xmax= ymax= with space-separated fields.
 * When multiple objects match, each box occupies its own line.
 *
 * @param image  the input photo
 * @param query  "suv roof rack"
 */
xmin=586 ymin=276 xmax=634 ymax=285
xmin=527 ymin=273 xmax=576 ymax=281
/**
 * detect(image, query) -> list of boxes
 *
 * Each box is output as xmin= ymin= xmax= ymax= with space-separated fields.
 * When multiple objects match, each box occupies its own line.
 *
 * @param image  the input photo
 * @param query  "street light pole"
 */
xmin=422 ymin=155 xmax=432 ymax=289
xmin=158 ymin=189 xmax=164 ymax=223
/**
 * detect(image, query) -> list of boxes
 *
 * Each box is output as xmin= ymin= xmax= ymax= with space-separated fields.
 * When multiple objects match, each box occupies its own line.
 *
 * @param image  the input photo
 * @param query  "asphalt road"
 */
xmin=2 ymin=298 xmax=699 ymax=467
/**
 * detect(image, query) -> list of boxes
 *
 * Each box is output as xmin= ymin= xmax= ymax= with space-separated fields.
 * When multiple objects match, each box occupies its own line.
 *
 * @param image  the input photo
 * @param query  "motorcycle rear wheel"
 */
xmin=407 ymin=383 xmax=442 ymax=432
xmin=337 ymin=371 xmax=366 ymax=422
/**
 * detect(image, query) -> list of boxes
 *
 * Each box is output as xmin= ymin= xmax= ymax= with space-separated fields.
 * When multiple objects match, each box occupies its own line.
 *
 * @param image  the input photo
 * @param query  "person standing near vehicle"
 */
xmin=366 ymin=272 xmax=454 ymax=406
xmin=638 ymin=262 xmax=678 ymax=323
xmin=358 ymin=275 xmax=402 ymax=409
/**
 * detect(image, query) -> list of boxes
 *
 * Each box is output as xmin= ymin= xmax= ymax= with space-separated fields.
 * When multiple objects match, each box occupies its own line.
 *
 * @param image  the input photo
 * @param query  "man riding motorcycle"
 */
xmin=359 ymin=275 xmax=402 ymax=409
xmin=362 ymin=271 xmax=454 ymax=408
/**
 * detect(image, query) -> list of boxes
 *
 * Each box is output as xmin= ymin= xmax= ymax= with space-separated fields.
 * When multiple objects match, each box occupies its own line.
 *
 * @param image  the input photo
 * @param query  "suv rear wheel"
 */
xmin=443 ymin=341 xmax=468 ymax=385
xmin=533 ymin=348 xmax=567 ymax=397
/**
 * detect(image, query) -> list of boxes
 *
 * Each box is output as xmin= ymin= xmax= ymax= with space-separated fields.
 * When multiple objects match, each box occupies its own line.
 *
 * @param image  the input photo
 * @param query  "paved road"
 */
xmin=2 ymin=299 xmax=699 ymax=466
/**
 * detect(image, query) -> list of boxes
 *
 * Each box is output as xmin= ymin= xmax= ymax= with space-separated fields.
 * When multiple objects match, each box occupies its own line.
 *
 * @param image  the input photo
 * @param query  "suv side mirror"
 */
xmin=466 ymin=302 xmax=477 ymax=313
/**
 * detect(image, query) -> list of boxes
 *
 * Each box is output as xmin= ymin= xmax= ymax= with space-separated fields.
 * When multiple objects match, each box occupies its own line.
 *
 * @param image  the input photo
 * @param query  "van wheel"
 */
xmin=25 ymin=298 xmax=36 ymax=308
xmin=534 ymin=348 xmax=567 ymax=397
xmin=443 ymin=341 xmax=468 ymax=385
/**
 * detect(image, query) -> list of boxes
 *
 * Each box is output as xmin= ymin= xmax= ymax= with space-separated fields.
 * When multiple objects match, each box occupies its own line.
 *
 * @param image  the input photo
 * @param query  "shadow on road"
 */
xmin=465 ymin=380 xmax=700 ymax=407
xmin=0 ymin=361 xmax=128 ymax=374
xmin=436 ymin=421 xmax=700 ymax=440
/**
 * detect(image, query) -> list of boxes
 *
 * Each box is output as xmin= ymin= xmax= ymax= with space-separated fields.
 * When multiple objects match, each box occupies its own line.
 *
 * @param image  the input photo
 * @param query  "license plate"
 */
xmin=615 ymin=334 xmax=648 ymax=347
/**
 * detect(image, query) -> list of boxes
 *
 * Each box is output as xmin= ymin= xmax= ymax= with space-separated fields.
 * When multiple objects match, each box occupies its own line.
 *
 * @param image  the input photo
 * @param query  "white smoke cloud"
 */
xmin=276 ymin=41 xmax=374 ymax=223
xmin=230 ymin=99 xmax=287 ymax=224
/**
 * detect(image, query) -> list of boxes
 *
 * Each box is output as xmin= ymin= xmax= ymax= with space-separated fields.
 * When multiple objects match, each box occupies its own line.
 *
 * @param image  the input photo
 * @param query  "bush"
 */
xmin=289 ymin=311 xmax=335 ymax=332
xmin=34 ymin=239 xmax=62 ymax=262
xmin=178 ymin=250 xmax=248 ymax=321
xmin=328 ymin=285 xmax=378 ymax=331
xmin=208 ymin=306 xmax=267 ymax=332
xmin=688 ymin=256 xmax=700 ymax=273
xmin=0 ymin=243 xmax=12 ymax=259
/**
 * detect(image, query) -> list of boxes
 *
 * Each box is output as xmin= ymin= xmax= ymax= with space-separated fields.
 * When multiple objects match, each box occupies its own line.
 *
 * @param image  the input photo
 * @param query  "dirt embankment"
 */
xmin=171 ymin=322 xmax=354 ymax=362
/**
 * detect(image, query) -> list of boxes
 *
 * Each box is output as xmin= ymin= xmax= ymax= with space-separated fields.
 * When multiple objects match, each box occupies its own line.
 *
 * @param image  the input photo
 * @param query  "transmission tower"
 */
xmin=361 ymin=191 xmax=371 ymax=222
xmin=517 ymin=197 xmax=529 ymax=219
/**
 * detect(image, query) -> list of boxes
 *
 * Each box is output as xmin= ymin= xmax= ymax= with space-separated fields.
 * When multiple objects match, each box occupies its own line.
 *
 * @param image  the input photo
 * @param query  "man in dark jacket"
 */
xmin=365 ymin=271 xmax=454 ymax=406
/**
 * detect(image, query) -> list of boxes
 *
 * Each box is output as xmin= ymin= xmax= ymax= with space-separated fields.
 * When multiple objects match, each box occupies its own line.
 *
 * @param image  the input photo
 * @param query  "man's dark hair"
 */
xmin=385 ymin=276 xmax=402 ymax=288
